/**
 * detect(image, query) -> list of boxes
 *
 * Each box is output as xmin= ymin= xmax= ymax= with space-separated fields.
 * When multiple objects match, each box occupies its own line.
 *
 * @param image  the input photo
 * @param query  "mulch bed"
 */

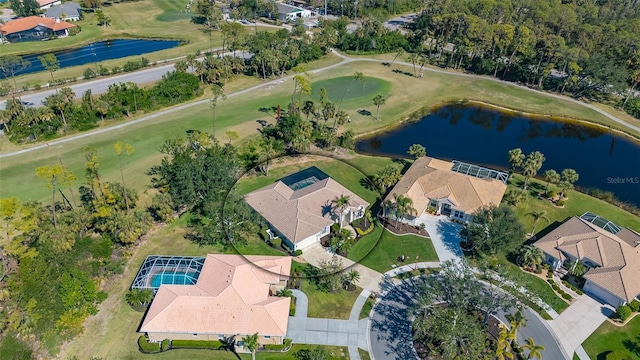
xmin=381 ymin=218 xmax=430 ymax=237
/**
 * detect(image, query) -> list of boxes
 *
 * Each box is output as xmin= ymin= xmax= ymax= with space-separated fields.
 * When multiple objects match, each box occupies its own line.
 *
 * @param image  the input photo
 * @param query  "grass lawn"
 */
xmin=508 ymin=174 xmax=640 ymax=232
xmin=291 ymin=261 xmax=362 ymax=319
xmin=359 ymin=348 xmax=372 ymax=360
xmin=348 ymin=227 xmax=439 ymax=273
xmin=583 ymin=316 xmax=640 ymax=360
xmin=359 ymin=297 xmax=375 ymax=319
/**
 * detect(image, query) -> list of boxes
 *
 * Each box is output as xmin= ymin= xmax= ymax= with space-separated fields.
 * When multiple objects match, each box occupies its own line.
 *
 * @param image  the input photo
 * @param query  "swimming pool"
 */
xmin=151 ymin=271 xmax=199 ymax=287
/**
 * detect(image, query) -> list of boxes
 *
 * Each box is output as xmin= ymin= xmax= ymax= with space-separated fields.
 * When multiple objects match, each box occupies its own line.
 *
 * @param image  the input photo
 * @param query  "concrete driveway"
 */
xmin=286 ymin=317 xmax=369 ymax=350
xmin=414 ymin=215 xmax=463 ymax=262
xmin=548 ymin=295 xmax=614 ymax=356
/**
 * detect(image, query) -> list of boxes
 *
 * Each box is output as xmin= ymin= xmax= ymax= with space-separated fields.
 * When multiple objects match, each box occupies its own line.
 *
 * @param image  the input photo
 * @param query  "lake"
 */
xmin=1 ymin=39 xmax=180 ymax=78
xmin=355 ymin=104 xmax=640 ymax=206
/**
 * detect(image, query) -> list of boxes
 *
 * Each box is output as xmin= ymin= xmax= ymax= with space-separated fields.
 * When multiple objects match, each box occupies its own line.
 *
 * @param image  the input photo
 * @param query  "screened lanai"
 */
xmin=451 ymin=160 xmax=510 ymax=184
xmin=580 ymin=212 xmax=622 ymax=234
xmin=131 ymin=255 xmax=205 ymax=292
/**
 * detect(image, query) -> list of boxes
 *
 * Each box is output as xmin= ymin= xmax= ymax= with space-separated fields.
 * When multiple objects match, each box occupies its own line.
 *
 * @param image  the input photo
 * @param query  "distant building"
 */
xmin=534 ymin=212 xmax=640 ymax=307
xmin=0 ymin=16 xmax=76 ymax=43
xmin=36 ymin=0 xmax=62 ymax=10
xmin=44 ymin=2 xmax=82 ymax=22
xmin=275 ymin=2 xmax=312 ymax=22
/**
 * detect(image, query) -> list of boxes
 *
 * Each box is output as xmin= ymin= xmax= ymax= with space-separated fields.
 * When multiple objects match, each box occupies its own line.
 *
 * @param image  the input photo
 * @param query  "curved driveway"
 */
xmin=369 ymin=277 xmax=568 ymax=360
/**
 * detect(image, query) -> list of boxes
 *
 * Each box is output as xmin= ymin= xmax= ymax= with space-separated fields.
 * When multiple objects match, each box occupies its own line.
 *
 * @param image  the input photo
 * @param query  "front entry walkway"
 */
xmin=547 ymin=295 xmax=614 ymax=357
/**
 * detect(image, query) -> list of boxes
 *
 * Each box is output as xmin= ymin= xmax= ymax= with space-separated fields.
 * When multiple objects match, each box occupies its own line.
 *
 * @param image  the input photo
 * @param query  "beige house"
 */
xmin=140 ymin=254 xmax=292 ymax=345
xmin=245 ymin=167 xmax=369 ymax=251
xmin=384 ymin=157 xmax=508 ymax=223
xmin=534 ymin=213 xmax=640 ymax=307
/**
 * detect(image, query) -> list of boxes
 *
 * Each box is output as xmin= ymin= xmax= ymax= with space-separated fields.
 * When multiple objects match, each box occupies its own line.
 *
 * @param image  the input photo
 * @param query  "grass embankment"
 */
xmin=583 ymin=316 xmax=640 ymax=360
xmin=1 ymin=0 xmax=281 ymax=91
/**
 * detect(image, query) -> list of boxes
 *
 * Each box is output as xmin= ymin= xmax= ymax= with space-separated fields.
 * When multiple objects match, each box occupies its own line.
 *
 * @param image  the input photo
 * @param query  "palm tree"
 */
xmin=302 ymin=100 xmax=315 ymax=120
xmin=260 ymin=138 xmax=279 ymax=176
xmin=504 ymin=189 xmax=527 ymax=206
xmin=518 ymin=245 xmax=545 ymax=269
xmin=114 ymin=142 xmax=134 ymax=213
xmin=522 ymin=151 xmax=545 ymax=190
xmin=407 ymin=143 xmax=426 ymax=159
xmin=277 ymin=288 xmax=293 ymax=297
xmin=567 ymin=259 xmax=587 ymax=277
xmin=372 ymin=94 xmax=386 ymax=121
xmin=342 ymin=269 xmax=360 ymax=289
xmin=558 ymin=169 xmax=579 ymax=200
xmin=496 ymin=325 xmax=514 ymax=360
xmin=508 ymin=148 xmax=525 ymax=172
xmin=210 ymin=84 xmax=226 ymax=138
xmin=383 ymin=199 xmax=395 ymax=224
xmin=242 ymin=332 xmax=259 ymax=360
xmin=523 ymin=337 xmax=545 ymax=359
xmin=393 ymin=194 xmax=417 ymax=228
xmin=527 ymin=210 xmax=549 ymax=237
xmin=363 ymin=209 xmax=372 ymax=228
xmin=542 ymin=169 xmax=560 ymax=194
xmin=331 ymin=194 xmax=351 ymax=230
xmin=507 ymin=310 xmax=527 ymax=344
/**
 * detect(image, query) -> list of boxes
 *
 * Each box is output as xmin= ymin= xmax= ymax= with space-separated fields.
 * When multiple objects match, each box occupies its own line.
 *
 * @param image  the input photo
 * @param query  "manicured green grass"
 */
xmin=359 ymin=297 xmax=375 ymax=319
xmin=310 ymin=76 xmax=390 ymax=110
xmin=583 ymin=316 xmax=640 ymax=360
xmin=508 ymin=174 xmax=640 ymax=233
xmin=359 ymin=348 xmax=372 ymax=360
xmin=348 ymin=227 xmax=439 ymax=273
xmin=292 ymin=261 xmax=362 ymax=319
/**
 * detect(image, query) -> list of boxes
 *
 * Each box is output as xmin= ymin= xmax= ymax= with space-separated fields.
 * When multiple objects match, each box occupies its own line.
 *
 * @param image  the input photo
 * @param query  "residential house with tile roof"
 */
xmin=534 ymin=213 xmax=640 ymax=307
xmin=139 ymin=254 xmax=292 ymax=345
xmin=44 ymin=2 xmax=81 ymax=21
xmin=0 ymin=16 xmax=75 ymax=42
xmin=36 ymin=0 xmax=61 ymax=9
xmin=245 ymin=166 xmax=369 ymax=251
xmin=384 ymin=156 xmax=508 ymax=224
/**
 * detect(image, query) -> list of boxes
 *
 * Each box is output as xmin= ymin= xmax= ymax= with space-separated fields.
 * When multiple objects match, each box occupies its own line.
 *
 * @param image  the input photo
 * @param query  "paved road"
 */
xmin=0 ymin=50 xmax=252 ymax=109
xmin=369 ymin=276 xmax=569 ymax=360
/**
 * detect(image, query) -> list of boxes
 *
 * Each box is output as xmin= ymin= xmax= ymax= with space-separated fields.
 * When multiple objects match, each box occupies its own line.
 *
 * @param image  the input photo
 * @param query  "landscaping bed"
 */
xmin=380 ymin=217 xmax=430 ymax=237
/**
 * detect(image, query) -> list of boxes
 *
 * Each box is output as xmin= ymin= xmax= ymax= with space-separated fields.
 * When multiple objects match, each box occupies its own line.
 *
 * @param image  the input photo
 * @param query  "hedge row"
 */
xmin=171 ymin=340 xmax=223 ymax=349
xmin=138 ymin=336 xmax=161 ymax=353
xmin=264 ymin=339 xmax=293 ymax=351
xmin=561 ymin=280 xmax=584 ymax=295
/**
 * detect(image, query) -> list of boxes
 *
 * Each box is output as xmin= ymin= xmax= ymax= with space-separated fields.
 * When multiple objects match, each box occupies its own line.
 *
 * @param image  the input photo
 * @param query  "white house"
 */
xmin=275 ymin=2 xmax=312 ymax=22
xmin=44 ymin=2 xmax=82 ymax=22
xmin=245 ymin=166 xmax=369 ymax=251
xmin=534 ymin=212 xmax=640 ymax=307
xmin=384 ymin=157 xmax=508 ymax=224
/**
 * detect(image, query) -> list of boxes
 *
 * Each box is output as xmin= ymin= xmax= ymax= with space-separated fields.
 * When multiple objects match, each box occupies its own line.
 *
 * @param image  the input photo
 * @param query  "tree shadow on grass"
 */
xmin=392 ymin=68 xmax=414 ymax=77
xmin=358 ymin=109 xmax=373 ymax=118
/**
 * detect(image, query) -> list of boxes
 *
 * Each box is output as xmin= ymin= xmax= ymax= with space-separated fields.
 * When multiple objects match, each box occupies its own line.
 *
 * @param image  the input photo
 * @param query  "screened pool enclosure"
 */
xmin=131 ymin=255 xmax=205 ymax=292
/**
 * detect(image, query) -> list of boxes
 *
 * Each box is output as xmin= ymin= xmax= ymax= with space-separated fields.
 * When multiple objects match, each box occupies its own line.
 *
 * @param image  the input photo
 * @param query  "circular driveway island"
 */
xmin=368 ymin=277 xmax=568 ymax=360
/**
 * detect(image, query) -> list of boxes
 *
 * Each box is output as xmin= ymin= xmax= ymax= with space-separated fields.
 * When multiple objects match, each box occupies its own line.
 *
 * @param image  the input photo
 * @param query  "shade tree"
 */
xmin=459 ymin=204 xmax=526 ymax=255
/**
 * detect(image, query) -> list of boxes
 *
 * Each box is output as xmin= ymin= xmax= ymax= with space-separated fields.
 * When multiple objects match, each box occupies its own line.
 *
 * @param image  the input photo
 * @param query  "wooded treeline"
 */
xmin=318 ymin=0 xmax=640 ymax=116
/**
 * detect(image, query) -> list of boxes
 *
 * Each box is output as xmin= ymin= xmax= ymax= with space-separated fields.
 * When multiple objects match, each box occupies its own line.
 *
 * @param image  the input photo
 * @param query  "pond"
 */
xmin=355 ymin=104 xmax=640 ymax=207
xmin=1 ymin=39 xmax=180 ymax=78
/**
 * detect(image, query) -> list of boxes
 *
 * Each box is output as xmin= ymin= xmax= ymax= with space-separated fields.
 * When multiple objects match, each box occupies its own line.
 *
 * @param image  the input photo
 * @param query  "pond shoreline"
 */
xmin=354 ymin=99 xmax=640 ymax=144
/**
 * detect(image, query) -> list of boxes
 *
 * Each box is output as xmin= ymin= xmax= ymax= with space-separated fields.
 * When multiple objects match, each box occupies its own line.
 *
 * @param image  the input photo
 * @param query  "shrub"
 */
xmin=606 ymin=351 xmax=629 ymax=360
xmin=547 ymin=271 xmax=553 ymax=279
xmin=84 ymin=68 xmax=97 ymax=79
xmin=562 ymin=293 xmax=572 ymax=300
xmin=161 ymin=339 xmax=170 ymax=351
xmin=355 ymin=225 xmax=374 ymax=236
xmin=171 ymin=339 xmax=223 ymax=349
xmin=265 ymin=338 xmax=292 ymax=351
xmin=629 ymin=299 xmax=640 ymax=313
xmin=547 ymin=279 xmax=554 ymax=285
xmin=534 ymin=267 xmax=542 ymax=274
xmin=295 ymin=250 xmax=303 ymax=256
xmin=616 ymin=305 xmax=632 ymax=321
xmin=138 ymin=336 xmax=160 ymax=353
xmin=556 ymin=199 xmax=565 ymax=206
xmin=576 ymin=289 xmax=583 ymax=295
xmin=546 ymin=190 xmax=556 ymax=199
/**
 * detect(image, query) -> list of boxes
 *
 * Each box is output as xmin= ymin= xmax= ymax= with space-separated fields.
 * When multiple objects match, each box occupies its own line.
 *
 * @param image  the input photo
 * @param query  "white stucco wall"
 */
xmin=584 ymin=280 xmax=625 ymax=307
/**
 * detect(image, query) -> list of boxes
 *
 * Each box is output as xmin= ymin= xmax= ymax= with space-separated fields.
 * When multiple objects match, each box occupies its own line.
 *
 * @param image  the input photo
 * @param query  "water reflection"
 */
xmin=356 ymin=104 xmax=640 ymax=206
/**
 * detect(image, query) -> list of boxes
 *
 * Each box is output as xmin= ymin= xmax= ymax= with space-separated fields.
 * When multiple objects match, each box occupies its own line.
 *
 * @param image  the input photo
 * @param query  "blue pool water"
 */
xmin=151 ymin=272 xmax=199 ymax=287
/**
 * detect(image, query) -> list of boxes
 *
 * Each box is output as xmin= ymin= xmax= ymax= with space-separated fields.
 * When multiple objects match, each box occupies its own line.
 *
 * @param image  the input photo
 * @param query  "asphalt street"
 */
xmin=369 ymin=277 xmax=568 ymax=360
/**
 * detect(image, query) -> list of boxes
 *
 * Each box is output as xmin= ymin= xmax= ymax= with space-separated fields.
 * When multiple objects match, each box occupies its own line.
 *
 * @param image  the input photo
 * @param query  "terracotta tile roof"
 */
xmin=0 ymin=16 xmax=75 ymax=35
xmin=385 ymin=157 xmax=507 ymax=214
xmin=140 ymin=254 xmax=292 ymax=336
xmin=37 ymin=0 xmax=59 ymax=7
xmin=534 ymin=216 xmax=640 ymax=303
xmin=245 ymin=176 xmax=369 ymax=244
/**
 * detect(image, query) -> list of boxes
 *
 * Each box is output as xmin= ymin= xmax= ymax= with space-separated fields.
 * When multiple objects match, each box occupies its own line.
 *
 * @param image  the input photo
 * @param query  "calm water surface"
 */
xmin=1 ymin=39 xmax=180 ymax=78
xmin=356 ymin=104 xmax=640 ymax=206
